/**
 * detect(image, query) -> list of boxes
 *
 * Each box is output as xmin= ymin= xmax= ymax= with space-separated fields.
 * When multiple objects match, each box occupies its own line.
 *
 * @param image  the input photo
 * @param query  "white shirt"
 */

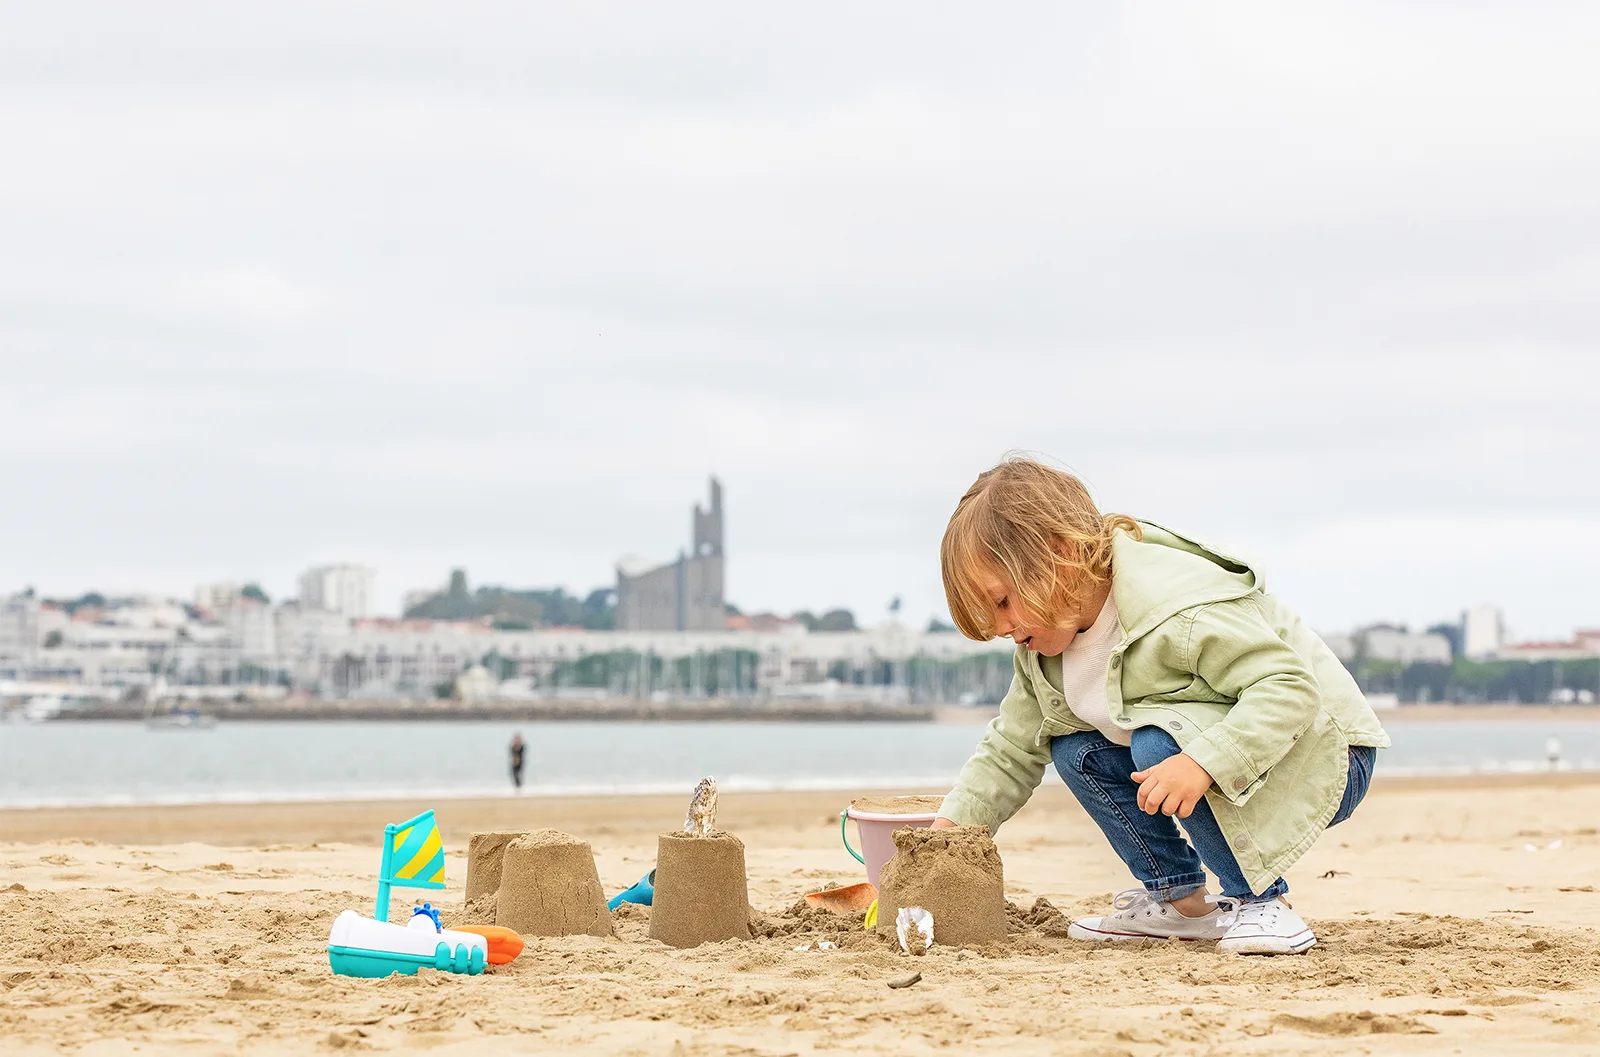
xmin=1052 ymin=593 xmax=1127 ymax=746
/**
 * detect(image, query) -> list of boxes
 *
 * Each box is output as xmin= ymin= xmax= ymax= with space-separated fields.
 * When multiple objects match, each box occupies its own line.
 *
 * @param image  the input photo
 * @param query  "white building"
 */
xmin=0 ymin=596 xmax=40 ymax=678
xmin=46 ymin=618 xmax=179 ymax=688
xmin=194 ymin=582 xmax=241 ymax=614
xmin=223 ymin=599 xmax=279 ymax=668
xmin=1462 ymin=604 xmax=1504 ymax=660
xmin=1318 ymin=626 xmax=1451 ymax=665
xmin=275 ymin=602 xmax=354 ymax=688
xmin=299 ymin=564 xmax=376 ymax=619
xmin=1359 ymin=626 xmax=1453 ymax=665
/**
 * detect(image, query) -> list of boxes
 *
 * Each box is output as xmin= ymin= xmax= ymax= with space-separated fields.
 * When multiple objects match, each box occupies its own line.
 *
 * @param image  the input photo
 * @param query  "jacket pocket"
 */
xmin=1123 ymin=700 xmax=1232 ymax=743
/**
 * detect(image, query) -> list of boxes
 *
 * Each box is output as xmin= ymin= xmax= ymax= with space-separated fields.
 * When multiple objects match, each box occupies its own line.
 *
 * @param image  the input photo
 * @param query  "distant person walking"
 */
xmin=509 ymin=733 xmax=526 ymax=790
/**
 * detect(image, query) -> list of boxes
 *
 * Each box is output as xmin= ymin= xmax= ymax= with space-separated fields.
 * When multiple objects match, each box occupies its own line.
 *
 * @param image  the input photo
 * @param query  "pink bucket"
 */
xmin=842 ymin=795 xmax=944 ymax=887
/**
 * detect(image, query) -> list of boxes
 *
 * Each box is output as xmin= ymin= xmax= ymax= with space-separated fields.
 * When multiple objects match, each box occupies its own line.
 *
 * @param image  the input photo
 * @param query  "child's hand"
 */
xmin=1130 ymin=754 xmax=1215 ymax=818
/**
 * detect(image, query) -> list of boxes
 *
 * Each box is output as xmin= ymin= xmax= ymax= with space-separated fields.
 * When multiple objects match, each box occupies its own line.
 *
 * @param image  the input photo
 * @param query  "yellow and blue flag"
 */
xmin=384 ymin=810 xmax=446 ymax=888
xmin=374 ymin=809 xmax=445 ymax=920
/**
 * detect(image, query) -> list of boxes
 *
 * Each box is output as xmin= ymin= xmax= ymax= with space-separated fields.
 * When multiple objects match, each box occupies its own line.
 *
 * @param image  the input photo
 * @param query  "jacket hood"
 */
xmin=1111 ymin=521 xmax=1260 ymax=640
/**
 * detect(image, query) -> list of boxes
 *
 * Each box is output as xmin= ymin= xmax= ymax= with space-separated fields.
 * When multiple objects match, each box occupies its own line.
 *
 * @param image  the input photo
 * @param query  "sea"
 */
xmin=0 ymin=718 xmax=1594 ymax=810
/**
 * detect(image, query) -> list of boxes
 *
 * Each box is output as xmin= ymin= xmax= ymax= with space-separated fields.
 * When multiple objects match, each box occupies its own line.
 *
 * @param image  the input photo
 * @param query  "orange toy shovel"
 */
xmin=803 ymin=882 xmax=878 ymax=914
xmin=454 ymin=925 xmax=525 ymax=965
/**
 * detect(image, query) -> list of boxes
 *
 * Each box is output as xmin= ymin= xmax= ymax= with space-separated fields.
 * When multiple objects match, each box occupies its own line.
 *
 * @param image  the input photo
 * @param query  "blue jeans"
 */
xmin=1051 ymin=727 xmax=1376 ymax=902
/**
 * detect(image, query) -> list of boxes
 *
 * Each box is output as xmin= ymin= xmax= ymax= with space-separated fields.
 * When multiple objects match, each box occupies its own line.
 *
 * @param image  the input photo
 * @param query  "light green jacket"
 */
xmin=939 ymin=522 xmax=1390 ymax=894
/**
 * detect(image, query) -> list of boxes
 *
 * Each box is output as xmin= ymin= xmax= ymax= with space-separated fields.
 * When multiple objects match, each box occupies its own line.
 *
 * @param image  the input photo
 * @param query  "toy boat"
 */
xmin=328 ymin=908 xmax=488 ymax=978
xmin=326 ymin=810 xmax=494 ymax=978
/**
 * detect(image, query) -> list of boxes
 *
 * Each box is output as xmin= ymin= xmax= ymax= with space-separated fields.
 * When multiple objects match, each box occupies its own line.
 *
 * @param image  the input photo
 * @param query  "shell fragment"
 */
xmin=896 ymin=907 xmax=934 ymax=956
xmin=684 ymin=776 xmax=718 ymax=837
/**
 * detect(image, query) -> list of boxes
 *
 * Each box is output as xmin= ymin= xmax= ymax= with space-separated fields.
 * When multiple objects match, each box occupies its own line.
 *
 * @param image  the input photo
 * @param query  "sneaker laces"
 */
xmin=1218 ymin=898 xmax=1279 ymax=930
xmin=1110 ymin=888 xmax=1238 ymax=919
xmin=1110 ymin=888 xmax=1160 ymax=914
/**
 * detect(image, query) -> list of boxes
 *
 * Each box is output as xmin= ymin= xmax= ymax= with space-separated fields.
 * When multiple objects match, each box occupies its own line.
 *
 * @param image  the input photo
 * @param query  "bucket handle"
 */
xmin=839 ymin=810 xmax=865 ymax=865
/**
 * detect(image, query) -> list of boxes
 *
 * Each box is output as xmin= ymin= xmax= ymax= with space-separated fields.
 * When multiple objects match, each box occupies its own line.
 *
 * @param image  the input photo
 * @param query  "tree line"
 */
xmin=1352 ymin=657 xmax=1600 ymax=704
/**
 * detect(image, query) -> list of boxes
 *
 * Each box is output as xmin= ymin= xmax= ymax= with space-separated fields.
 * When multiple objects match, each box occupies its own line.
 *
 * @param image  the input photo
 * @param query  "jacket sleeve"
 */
xmin=938 ymin=649 xmax=1052 ymax=831
xmin=1178 ymin=595 xmax=1321 ymax=806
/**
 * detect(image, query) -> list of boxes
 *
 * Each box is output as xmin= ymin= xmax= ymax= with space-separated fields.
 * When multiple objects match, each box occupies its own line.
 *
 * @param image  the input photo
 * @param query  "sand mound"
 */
xmin=848 ymin=794 xmax=945 ymax=815
xmin=451 ymin=893 xmax=498 ymax=927
xmin=649 ymin=832 xmax=751 ymax=949
xmin=495 ymin=830 xmax=613 ymax=938
xmin=465 ymin=831 xmax=523 ymax=903
xmin=1007 ymin=897 xmax=1073 ymax=937
xmin=876 ymin=825 xmax=1006 ymax=946
xmin=749 ymin=898 xmax=869 ymax=939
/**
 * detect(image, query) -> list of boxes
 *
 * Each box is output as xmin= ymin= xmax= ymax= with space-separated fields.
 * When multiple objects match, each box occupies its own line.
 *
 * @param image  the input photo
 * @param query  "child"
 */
xmin=931 ymin=456 xmax=1388 ymax=954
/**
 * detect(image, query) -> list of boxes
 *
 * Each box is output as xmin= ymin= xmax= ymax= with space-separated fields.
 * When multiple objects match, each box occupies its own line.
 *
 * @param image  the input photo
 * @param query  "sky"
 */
xmin=1 ymin=2 xmax=1597 ymax=639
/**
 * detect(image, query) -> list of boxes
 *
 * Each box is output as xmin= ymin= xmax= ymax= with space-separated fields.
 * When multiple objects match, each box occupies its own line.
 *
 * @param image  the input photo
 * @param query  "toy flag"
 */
xmin=374 ymin=809 xmax=445 ymax=921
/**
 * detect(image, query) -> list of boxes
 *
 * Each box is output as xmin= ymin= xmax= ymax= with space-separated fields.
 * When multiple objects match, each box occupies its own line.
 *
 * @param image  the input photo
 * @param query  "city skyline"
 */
xmin=1 ymin=566 xmax=1576 ymax=652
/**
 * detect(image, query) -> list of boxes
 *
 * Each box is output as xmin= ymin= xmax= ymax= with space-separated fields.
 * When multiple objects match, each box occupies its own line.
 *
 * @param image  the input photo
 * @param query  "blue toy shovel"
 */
xmin=608 ymin=868 xmax=655 ymax=910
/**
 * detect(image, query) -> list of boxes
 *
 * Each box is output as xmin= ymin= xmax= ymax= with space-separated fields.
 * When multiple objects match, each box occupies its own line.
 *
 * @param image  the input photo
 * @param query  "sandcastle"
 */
xmin=463 ymin=828 xmax=613 ymax=938
xmin=465 ymin=831 xmax=522 ymax=910
xmin=876 ymin=825 xmax=1007 ymax=947
xmin=648 ymin=777 xmax=752 ymax=949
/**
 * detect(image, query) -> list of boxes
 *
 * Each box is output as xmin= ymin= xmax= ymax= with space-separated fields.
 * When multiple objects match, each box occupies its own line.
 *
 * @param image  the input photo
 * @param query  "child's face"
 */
xmin=979 ymin=566 xmax=1095 ymax=656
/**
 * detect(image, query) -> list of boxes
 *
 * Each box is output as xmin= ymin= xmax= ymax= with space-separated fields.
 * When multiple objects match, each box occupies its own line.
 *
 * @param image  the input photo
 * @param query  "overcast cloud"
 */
xmin=1 ymin=2 xmax=1596 ymax=637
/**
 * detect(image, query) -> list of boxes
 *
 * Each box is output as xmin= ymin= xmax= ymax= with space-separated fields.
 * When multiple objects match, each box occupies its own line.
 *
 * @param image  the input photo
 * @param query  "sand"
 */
xmin=648 ymin=831 xmax=752 ymax=949
xmin=5 ymin=776 xmax=1600 ymax=1054
xmin=848 ymin=794 xmax=946 ymax=815
xmin=876 ymin=825 xmax=1008 ymax=946
xmin=494 ymin=830 xmax=613 ymax=938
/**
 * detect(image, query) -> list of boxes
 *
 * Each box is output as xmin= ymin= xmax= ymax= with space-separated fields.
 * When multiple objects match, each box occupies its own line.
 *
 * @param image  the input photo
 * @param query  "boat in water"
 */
xmin=142 ymin=679 xmax=218 ymax=729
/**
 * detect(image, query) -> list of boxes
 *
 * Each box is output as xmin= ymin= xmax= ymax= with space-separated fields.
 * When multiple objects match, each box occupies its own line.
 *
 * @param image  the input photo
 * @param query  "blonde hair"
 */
xmin=941 ymin=456 xmax=1140 ymax=641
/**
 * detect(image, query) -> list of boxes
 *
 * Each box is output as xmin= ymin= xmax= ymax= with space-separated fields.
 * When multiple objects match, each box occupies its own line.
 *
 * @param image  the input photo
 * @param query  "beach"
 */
xmin=4 ymin=775 xmax=1600 ymax=1055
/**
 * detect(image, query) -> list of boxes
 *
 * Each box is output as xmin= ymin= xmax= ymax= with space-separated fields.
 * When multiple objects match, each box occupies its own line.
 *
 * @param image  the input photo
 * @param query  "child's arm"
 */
xmin=1173 ymin=594 xmax=1322 ymax=805
xmin=936 ymin=649 xmax=1051 ymax=831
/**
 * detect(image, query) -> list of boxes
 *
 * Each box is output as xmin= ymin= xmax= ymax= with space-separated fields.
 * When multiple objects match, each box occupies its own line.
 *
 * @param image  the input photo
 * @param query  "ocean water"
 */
xmin=0 ymin=719 xmax=1595 ymax=810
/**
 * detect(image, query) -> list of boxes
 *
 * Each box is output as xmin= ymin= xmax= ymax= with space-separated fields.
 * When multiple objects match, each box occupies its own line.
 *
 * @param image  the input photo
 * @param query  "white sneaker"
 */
xmin=1217 ymin=898 xmax=1316 ymax=955
xmin=1068 ymin=888 xmax=1235 ymax=943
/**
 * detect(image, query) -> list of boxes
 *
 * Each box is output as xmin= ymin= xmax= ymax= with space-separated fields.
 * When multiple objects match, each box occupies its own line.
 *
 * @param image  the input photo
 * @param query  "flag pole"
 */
xmin=375 ymin=822 xmax=397 ymax=922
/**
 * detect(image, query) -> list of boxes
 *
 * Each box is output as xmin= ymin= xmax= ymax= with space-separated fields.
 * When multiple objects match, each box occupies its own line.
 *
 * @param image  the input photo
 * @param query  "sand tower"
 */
xmin=493 ymin=830 xmax=614 ymax=938
xmin=876 ymin=825 xmax=1007 ymax=946
xmin=465 ymin=831 xmax=523 ymax=906
xmin=648 ymin=777 xmax=752 ymax=948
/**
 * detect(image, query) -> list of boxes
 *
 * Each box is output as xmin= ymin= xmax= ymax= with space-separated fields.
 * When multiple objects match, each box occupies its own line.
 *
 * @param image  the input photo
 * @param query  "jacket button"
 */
xmin=1051 ymin=697 xmax=1062 ymax=708
xmin=1232 ymin=836 xmax=1248 ymax=851
xmin=1169 ymin=720 xmax=1183 ymax=731
xmin=1232 ymin=777 xmax=1248 ymax=792
xmin=1110 ymin=656 xmax=1121 ymax=669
